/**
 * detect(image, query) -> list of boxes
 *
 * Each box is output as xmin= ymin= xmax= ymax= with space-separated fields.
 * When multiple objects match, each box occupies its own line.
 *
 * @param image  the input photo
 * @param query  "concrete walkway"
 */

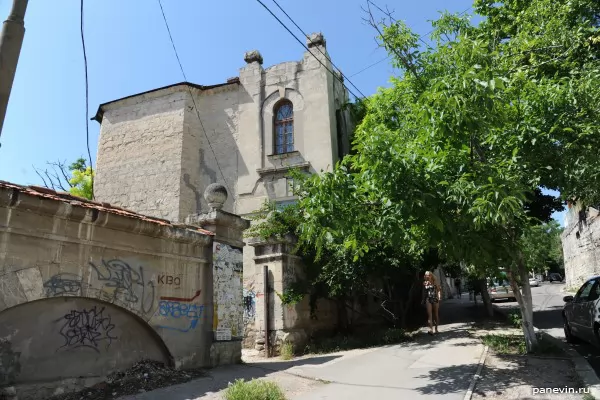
xmin=293 ymin=299 xmax=485 ymax=400
xmin=120 ymin=298 xmax=485 ymax=400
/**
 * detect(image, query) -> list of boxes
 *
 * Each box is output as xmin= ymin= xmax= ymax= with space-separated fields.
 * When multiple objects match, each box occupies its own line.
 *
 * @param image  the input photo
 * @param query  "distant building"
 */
xmin=561 ymin=201 xmax=600 ymax=288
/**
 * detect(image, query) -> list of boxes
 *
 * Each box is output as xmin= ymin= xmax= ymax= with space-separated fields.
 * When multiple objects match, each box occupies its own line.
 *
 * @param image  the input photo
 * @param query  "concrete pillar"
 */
xmin=247 ymin=234 xmax=336 ymax=355
xmin=0 ymin=0 xmax=28 ymax=139
xmin=185 ymin=183 xmax=250 ymax=366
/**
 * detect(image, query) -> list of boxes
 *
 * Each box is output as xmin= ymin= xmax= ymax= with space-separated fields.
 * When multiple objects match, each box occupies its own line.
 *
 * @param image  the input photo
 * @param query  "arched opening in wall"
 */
xmin=0 ymin=297 xmax=173 ymax=387
xmin=274 ymin=100 xmax=294 ymax=154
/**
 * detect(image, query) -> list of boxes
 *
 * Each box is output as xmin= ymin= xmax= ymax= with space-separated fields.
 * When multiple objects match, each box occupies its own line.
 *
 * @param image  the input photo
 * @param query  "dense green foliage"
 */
xmin=248 ymin=0 xmax=599 ymax=347
xmin=520 ymin=221 xmax=564 ymax=274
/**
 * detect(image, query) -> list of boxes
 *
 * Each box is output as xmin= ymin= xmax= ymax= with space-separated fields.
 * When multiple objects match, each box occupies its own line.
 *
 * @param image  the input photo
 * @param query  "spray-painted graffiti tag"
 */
xmin=43 ymin=273 xmax=86 ymax=297
xmin=243 ymin=288 xmax=256 ymax=323
xmin=155 ymin=290 xmax=204 ymax=333
xmin=43 ymin=259 xmax=156 ymax=315
xmin=90 ymin=259 xmax=155 ymax=314
xmin=57 ymin=306 xmax=117 ymax=353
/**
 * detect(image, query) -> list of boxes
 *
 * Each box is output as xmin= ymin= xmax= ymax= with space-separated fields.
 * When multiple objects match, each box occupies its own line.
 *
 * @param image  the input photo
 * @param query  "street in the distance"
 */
xmin=493 ymin=282 xmax=600 ymax=376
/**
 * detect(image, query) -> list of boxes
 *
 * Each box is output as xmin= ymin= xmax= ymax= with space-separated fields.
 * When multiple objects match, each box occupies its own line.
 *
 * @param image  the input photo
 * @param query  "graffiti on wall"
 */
xmin=56 ymin=306 xmax=117 ymax=353
xmin=212 ymin=242 xmax=243 ymax=340
xmin=43 ymin=273 xmax=86 ymax=297
xmin=154 ymin=290 xmax=204 ymax=333
xmin=243 ymin=288 xmax=256 ymax=323
xmin=157 ymin=275 xmax=182 ymax=285
xmin=90 ymin=259 xmax=155 ymax=313
xmin=43 ymin=259 xmax=155 ymax=315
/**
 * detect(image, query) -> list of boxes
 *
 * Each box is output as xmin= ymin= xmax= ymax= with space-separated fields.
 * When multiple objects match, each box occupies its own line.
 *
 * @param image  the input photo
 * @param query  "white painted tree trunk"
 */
xmin=479 ymin=279 xmax=494 ymax=317
xmin=508 ymin=258 xmax=538 ymax=352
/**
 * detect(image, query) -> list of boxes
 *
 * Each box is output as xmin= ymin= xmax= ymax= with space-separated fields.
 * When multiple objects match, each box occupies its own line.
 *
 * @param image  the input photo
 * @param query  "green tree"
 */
xmin=34 ymin=157 xmax=94 ymax=200
xmin=288 ymin=0 xmax=598 ymax=351
xmin=248 ymin=0 xmax=598 ymax=350
xmin=521 ymin=221 xmax=564 ymax=275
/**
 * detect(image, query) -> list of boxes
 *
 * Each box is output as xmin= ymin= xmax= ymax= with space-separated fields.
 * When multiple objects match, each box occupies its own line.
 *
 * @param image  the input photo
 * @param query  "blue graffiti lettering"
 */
xmin=154 ymin=300 xmax=205 ymax=333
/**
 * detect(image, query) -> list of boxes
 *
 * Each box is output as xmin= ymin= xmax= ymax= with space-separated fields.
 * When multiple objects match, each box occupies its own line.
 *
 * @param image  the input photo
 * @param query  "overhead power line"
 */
xmin=268 ymin=0 xmax=367 ymax=99
xmin=255 ymin=0 xmax=365 ymax=100
xmin=350 ymin=3 xmax=473 ymax=77
xmin=80 ymin=0 xmax=94 ymax=199
xmin=157 ymin=0 xmax=234 ymax=198
xmin=349 ymin=55 xmax=390 ymax=77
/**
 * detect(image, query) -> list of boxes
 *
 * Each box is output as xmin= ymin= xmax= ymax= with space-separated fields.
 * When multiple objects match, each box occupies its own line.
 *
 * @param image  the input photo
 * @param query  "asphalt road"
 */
xmin=493 ymin=281 xmax=600 ymax=376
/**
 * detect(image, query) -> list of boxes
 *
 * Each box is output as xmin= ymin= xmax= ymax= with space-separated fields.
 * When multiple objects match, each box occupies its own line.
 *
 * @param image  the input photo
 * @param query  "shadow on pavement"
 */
xmin=413 ymin=353 xmax=583 ymax=397
xmin=120 ymin=355 xmax=341 ymax=400
xmin=414 ymin=363 xmax=480 ymax=395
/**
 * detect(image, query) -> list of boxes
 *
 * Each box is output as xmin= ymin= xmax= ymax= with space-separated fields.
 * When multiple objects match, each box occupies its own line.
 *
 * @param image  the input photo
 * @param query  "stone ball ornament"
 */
xmin=204 ymin=183 xmax=228 ymax=210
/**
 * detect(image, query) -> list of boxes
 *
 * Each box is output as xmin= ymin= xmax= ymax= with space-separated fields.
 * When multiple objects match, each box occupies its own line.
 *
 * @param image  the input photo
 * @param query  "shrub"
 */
xmin=280 ymin=342 xmax=295 ymax=360
xmin=508 ymin=310 xmax=522 ymax=328
xmin=224 ymin=379 xmax=286 ymax=400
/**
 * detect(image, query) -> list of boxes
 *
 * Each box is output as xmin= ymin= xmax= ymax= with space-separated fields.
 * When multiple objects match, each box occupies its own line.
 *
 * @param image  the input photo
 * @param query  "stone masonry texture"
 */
xmin=92 ymin=35 xmax=352 ymax=353
xmin=0 ymin=181 xmax=221 ymax=400
xmin=562 ymin=206 xmax=600 ymax=289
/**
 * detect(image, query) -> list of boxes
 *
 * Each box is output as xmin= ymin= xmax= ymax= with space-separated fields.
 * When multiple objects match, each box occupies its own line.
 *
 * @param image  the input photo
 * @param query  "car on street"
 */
xmin=563 ymin=275 xmax=600 ymax=346
xmin=529 ymin=277 xmax=540 ymax=287
xmin=487 ymin=278 xmax=516 ymax=302
xmin=549 ymin=273 xmax=563 ymax=283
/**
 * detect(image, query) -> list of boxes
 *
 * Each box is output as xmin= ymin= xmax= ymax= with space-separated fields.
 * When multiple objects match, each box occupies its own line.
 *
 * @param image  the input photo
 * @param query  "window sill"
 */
xmin=256 ymin=161 xmax=311 ymax=176
xmin=267 ymin=151 xmax=300 ymax=160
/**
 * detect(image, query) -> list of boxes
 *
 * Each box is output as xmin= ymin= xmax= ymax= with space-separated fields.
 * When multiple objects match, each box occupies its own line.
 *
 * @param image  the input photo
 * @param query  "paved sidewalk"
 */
xmin=119 ymin=297 xmax=485 ymax=400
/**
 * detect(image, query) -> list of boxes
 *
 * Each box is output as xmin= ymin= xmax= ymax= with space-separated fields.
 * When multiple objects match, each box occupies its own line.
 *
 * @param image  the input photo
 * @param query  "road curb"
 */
xmin=492 ymin=304 xmax=600 ymax=398
xmin=464 ymin=345 xmax=488 ymax=400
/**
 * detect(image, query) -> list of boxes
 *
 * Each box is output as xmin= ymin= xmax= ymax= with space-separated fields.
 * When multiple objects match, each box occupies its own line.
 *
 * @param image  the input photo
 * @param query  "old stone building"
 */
xmin=92 ymin=32 xmax=350 ymax=219
xmin=562 ymin=202 xmax=600 ymax=289
xmin=92 ymin=33 xmax=353 ymax=350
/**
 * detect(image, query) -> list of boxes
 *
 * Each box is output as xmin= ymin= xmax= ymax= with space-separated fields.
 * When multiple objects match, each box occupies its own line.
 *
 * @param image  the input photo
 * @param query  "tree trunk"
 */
xmin=507 ymin=258 xmax=538 ymax=352
xmin=478 ymin=279 xmax=494 ymax=317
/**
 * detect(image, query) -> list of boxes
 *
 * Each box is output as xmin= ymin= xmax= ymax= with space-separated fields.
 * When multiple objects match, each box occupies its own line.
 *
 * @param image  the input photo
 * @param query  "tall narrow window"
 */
xmin=274 ymin=101 xmax=294 ymax=154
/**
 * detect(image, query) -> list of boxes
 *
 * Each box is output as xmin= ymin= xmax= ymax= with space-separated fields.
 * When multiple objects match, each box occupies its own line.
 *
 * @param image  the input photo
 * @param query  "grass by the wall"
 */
xmin=303 ymin=328 xmax=410 ymax=355
xmin=482 ymin=333 xmax=564 ymax=356
xmin=224 ymin=379 xmax=287 ymax=400
xmin=280 ymin=342 xmax=295 ymax=360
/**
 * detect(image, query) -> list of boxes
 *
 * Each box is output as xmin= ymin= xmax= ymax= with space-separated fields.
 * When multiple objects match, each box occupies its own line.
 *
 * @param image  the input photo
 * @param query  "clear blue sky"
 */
xmin=0 ymin=0 xmax=565 ymax=224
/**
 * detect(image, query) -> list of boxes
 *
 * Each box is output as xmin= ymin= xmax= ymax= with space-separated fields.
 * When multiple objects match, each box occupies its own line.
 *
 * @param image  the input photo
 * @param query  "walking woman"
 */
xmin=422 ymin=270 xmax=442 ymax=335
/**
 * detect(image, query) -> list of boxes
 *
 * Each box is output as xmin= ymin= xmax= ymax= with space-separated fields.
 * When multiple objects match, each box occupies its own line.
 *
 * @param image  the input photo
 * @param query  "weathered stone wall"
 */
xmin=182 ymin=85 xmax=239 ymax=216
xmin=212 ymin=242 xmax=244 ymax=339
xmin=562 ymin=207 xmax=600 ymax=289
xmin=244 ymin=238 xmax=338 ymax=354
xmin=0 ymin=182 xmax=227 ymax=399
xmin=185 ymin=198 xmax=250 ymax=369
xmin=91 ymin=33 xmax=351 ymax=355
xmin=94 ymin=88 xmax=188 ymax=222
xmin=236 ymin=38 xmax=347 ymax=216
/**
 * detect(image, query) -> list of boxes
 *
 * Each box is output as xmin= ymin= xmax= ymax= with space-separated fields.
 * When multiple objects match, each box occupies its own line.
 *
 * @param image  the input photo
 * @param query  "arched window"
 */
xmin=274 ymin=101 xmax=294 ymax=154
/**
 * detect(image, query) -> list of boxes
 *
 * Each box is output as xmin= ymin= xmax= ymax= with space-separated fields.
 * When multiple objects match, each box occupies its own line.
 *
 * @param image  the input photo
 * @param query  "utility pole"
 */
xmin=0 ymin=0 xmax=29 ymax=141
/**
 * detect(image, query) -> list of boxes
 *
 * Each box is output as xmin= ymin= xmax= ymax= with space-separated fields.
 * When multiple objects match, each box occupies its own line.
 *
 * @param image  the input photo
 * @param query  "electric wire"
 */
xmin=350 ymin=2 xmax=473 ymax=77
xmin=157 ymin=0 xmax=234 ymax=198
xmin=255 ymin=0 xmax=364 ymax=100
xmin=269 ymin=0 xmax=367 ymax=99
xmin=80 ymin=0 xmax=94 ymax=199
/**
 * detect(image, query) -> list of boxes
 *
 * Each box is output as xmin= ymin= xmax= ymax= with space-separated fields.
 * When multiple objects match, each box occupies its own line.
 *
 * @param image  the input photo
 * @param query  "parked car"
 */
xmin=487 ymin=278 xmax=516 ymax=302
xmin=563 ymin=275 xmax=600 ymax=345
xmin=529 ymin=277 xmax=540 ymax=287
xmin=549 ymin=273 xmax=563 ymax=283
